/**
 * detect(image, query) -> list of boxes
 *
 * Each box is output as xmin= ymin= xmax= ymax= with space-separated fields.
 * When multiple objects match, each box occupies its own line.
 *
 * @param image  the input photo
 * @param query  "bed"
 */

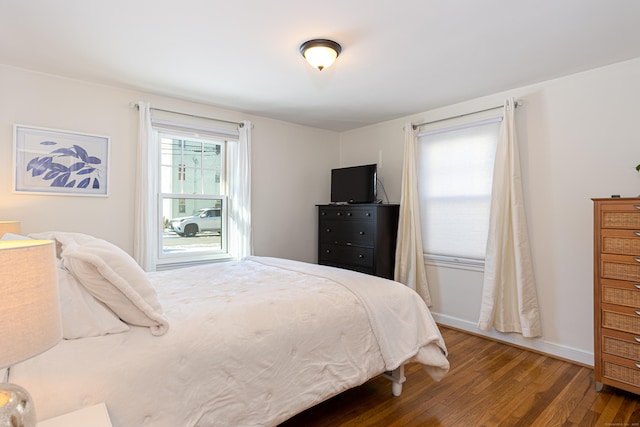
xmin=8 ymin=232 xmax=449 ymax=427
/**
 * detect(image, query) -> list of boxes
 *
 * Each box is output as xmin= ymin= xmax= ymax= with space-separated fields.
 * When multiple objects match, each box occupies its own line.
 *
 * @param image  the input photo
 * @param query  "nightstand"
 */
xmin=37 ymin=403 xmax=112 ymax=427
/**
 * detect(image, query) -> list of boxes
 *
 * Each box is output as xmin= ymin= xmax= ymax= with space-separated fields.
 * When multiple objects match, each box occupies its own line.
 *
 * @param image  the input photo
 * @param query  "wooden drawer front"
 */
xmin=319 ymin=208 xmax=375 ymax=221
xmin=602 ymin=280 xmax=640 ymax=307
xmin=601 ymin=254 xmax=640 ymax=282
xmin=602 ymin=229 xmax=640 ymax=255
xmin=603 ymin=358 xmax=640 ymax=387
xmin=603 ymin=331 xmax=640 ymax=361
xmin=602 ymin=305 xmax=640 ymax=335
xmin=319 ymin=244 xmax=374 ymax=268
xmin=319 ymin=220 xmax=374 ymax=246
xmin=601 ymin=204 xmax=640 ymax=229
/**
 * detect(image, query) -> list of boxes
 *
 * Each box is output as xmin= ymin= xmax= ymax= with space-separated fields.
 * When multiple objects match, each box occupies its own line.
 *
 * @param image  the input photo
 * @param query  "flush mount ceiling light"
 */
xmin=300 ymin=39 xmax=342 ymax=71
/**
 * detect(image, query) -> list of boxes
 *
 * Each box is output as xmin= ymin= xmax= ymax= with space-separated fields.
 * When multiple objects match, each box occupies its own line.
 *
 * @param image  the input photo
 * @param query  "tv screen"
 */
xmin=330 ymin=164 xmax=377 ymax=204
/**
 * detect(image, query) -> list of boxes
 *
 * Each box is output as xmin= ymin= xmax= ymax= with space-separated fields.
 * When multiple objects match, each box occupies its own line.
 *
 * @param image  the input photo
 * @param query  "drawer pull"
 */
xmin=358 ymin=254 xmax=364 ymax=258
xmin=635 ymin=258 xmax=640 ymax=263
xmin=635 ymin=231 xmax=640 ymax=236
xmin=347 ymin=212 xmax=352 ymax=216
xmin=636 ymin=362 xmax=640 ymax=369
xmin=326 ymin=228 xmax=331 ymax=233
xmin=325 ymin=249 xmax=331 ymax=254
xmin=321 ymin=211 xmax=326 ymax=216
xmin=635 ymin=205 xmax=640 ymax=210
xmin=635 ymin=284 xmax=640 ymax=290
xmin=636 ymin=310 xmax=640 ymax=316
xmin=337 ymin=212 xmax=342 ymax=216
xmin=359 ymin=231 xmax=365 ymax=235
xmin=365 ymin=213 xmax=371 ymax=217
xmin=635 ymin=337 xmax=640 ymax=343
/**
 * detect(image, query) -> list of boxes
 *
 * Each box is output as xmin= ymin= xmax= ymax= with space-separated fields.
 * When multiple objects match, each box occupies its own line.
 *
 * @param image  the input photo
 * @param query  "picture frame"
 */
xmin=13 ymin=124 xmax=110 ymax=196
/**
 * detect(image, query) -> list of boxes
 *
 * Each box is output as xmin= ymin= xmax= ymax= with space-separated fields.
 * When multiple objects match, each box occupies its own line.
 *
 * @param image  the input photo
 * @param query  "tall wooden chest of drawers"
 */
xmin=317 ymin=204 xmax=399 ymax=279
xmin=593 ymin=198 xmax=640 ymax=394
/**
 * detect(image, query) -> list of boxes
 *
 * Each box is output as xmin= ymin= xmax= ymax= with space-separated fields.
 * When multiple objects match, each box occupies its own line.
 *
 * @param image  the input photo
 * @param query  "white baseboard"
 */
xmin=432 ymin=312 xmax=594 ymax=367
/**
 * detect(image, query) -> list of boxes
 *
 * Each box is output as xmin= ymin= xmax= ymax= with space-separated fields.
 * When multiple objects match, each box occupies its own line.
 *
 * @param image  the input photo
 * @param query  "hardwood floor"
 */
xmin=280 ymin=327 xmax=640 ymax=427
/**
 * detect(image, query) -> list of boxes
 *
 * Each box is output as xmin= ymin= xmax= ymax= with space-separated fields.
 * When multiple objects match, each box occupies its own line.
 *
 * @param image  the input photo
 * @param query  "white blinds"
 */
xmin=417 ymin=118 xmax=501 ymax=261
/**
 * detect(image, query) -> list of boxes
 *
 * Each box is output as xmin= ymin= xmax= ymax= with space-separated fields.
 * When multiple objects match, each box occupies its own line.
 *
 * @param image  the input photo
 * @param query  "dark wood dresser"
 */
xmin=317 ymin=204 xmax=399 ymax=279
xmin=593 ymin=197 xmax=640 ymax=394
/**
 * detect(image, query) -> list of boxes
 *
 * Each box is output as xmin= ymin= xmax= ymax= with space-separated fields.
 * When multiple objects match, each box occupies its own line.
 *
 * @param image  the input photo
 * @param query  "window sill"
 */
xmin=156 ymin=255 xmax=234 ymax=271
xmin=423 ymin=254 xmax=485 ymax=273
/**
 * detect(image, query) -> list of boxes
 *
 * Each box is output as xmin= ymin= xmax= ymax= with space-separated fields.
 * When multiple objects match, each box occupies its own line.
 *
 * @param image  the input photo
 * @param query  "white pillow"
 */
xmin=1 ymin=233 xmax=31 ymax=240
xmin=30 ymin=232 xmax=169 ymax=336
xmin=8 ymin=232 xmax=129 ymax=339
xmin=57 ymin=262 xmax=130 ymax=339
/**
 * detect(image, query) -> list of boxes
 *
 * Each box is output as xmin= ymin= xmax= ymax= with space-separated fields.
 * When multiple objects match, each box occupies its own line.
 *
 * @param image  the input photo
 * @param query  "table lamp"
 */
xmin=0 ymin=222 xmax=20 ymax=238
xmin=0 ymin=240 xmax=62 ymax=427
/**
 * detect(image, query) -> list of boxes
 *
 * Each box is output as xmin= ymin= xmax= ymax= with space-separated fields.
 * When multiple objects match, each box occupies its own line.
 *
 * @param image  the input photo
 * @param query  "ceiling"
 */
xmin=1 ymin=1 xmax=639 ymax=132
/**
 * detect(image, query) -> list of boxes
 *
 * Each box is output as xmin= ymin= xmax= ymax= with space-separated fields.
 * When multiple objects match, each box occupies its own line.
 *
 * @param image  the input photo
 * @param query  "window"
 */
xmin=135 ymin=103 xmax=251 ymax=272
xmin=154 ymin=123 xmax=238 ymax=266
xmin=417 ymin=117 xmax=501 ymax=269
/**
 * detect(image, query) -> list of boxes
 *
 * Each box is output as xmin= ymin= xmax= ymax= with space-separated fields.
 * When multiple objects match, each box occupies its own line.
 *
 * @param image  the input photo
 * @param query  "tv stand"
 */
xmin=317 ymin=203 xmax=400 ymax=279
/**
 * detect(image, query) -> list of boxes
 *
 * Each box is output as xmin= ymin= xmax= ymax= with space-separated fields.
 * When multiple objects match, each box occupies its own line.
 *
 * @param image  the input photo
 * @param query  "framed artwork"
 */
xmin=13 ymin=124 xmax=110 ymax=196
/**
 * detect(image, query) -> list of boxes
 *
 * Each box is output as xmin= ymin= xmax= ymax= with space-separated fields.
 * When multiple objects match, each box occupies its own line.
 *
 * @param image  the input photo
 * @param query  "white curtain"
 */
xmin=478 ymin=98 xmax=541 ymax=337
xmin=228 ymin=120 xmax=253 ymax=259
xmin=394 ymin=122 xmax=431 ymax=306
xmin=133 ymin=101 xmax=158 ymax=271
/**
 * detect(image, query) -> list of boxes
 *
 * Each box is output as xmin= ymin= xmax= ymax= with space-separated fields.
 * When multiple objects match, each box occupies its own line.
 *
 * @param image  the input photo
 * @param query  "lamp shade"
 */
xmin=300 ymin=39 xmax=342 ymax=71
xmin=0 ymin=222 xmax=20 ymax=238
xmin=0 ymin=240 xmax=62 ymax=368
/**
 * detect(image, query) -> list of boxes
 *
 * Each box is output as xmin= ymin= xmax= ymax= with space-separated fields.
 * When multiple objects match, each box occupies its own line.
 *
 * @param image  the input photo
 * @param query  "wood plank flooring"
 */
xmin=280 ymin=327 xmax=640 ymax=427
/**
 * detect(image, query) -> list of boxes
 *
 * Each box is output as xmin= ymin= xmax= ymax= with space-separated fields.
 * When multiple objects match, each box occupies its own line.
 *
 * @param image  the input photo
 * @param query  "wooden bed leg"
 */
xmin=382 ymin=365 xmax=406 ymax=397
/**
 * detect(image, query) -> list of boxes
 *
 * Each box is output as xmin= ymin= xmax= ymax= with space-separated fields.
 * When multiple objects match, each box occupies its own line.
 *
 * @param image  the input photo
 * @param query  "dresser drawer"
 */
xmin=602 ymin=229 xmax=640 ymax=255
xmin=602 ymin=355 xmax=640 ymax=388
xmin=602 ymin=279 xmax=640 ymax=308
xmin=319 ymin=220 xmax=375 ymax=246
xmin=602 ymin=303 xmax=640 ymax=335
xmin=600 ymin=203 xmax=640 ymax=229
xmin=602 ymin=329 xmax=640 ymax=361
xmin=319 ymin=243 xmax=374 ymax=268
xmin=319 ymin=207 xmax=375 ymax=221
xmin=601 ymin=254 xmax=640 ymax=282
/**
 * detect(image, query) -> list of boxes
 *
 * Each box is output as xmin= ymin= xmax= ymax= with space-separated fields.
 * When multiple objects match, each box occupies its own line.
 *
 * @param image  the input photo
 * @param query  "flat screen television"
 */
xmin=330 ymin=164 xmax=377 ymax=204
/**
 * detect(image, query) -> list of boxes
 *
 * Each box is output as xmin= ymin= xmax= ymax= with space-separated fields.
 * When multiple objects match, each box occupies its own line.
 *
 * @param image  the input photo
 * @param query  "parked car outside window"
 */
xmin=169 ymin=208 xmax=221 ymax=237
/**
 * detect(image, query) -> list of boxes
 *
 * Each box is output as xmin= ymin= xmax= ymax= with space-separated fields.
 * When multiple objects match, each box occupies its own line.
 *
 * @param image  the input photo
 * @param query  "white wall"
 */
xmin=339 ymin=57 xmax=640 ymax=365
xmin=4 ymin=57 xmax=640 ymax=365
xmin=0 ymin=64 xmax=340 ymax=263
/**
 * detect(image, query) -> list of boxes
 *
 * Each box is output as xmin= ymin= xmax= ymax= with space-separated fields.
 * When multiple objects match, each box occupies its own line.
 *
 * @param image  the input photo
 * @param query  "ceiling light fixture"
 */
xmin=300 ymin=39 xmax=342 ymax=71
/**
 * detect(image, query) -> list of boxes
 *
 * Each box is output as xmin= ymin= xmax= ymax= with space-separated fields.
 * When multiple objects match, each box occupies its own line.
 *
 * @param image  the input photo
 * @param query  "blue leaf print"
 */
xmin=43 ymin=171 xmax=59 ymax=181
xmin=51 ymin=147 xmax=78 ymax=157
xmin=29 ymin=158 xmax=50 ymax=177
xmin=68 ymin=162 xmax=85 ymax=172
xmin=26 ymin=157 xmax=41 ymax=171
xmin=74 ymin=145 xmax=89 ymax=162
xmin=26 ymin=143 xmax=103 ymax=191
xmin=52 ymin=173 xmax=70 ymax=187
xmin=50 ymin=162 xmax=69 ymax=173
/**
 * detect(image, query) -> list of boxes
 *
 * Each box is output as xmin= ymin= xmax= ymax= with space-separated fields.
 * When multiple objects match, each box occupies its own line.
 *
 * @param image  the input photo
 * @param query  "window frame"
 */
xmin=416 ymin=116 xmax=502 ymax=272
xmin=152 ymin=123 xmax=238 ymax=269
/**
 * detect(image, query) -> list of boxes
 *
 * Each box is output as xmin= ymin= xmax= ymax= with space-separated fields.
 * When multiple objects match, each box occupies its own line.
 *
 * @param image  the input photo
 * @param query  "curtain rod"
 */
xmin=131 ymin=103 xmax=243 ymax=127
xmin=412 ymin=100 xmax=521 ymax=130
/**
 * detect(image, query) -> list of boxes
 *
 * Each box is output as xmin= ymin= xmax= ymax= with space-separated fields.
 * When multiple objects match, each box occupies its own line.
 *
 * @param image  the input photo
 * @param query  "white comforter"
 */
xmin=11 ymin=257 xmax=448 ymax=427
